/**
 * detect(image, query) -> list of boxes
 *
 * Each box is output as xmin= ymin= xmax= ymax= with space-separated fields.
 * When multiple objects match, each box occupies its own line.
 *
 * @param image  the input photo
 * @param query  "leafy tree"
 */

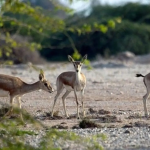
xmin=0 ymin=0 xmax=68 ymax=63
xmin=0 ymin=0 xmax=115 ymax=63
xmin=40 ymin=2 xmax=150 ymax=60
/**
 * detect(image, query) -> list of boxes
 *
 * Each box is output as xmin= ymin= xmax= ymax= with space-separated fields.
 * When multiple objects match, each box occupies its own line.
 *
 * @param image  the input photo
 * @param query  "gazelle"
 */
xmin=136 ymin=73 xmax=150 ymax=117
xmin=0 ymin=71 xmax=53 ymax=119
xmin=51 ymin=55 xmax=87 ymax=119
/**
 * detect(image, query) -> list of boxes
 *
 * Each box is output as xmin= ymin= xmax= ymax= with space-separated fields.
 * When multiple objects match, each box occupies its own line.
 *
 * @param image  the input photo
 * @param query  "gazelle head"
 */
xmin=68 ymin=54 xmax=87 ymax=73
xmin=39 ymin=72 xmax=54 ymax=93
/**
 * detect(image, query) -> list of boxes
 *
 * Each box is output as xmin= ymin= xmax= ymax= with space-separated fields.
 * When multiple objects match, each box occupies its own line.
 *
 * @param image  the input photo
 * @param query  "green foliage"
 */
xmin=1 ymin=0 xmax=150 ymax=62
xmin=0 ymin=107 xmax=105 ymax=150
xmin=0 ymin=0 xmax=116 ymax=63
xmin=0 ymin=0 xmax=66 ymax=62
xmin=40 ymin=2 xmax=150 ymax=60
xmin=72 ymin=50 xmax=81 ymax=60
xmin=40 ymin=129 xmax=105 ymax=150
xmin=0 ymin=0 xmax=52 ymax=62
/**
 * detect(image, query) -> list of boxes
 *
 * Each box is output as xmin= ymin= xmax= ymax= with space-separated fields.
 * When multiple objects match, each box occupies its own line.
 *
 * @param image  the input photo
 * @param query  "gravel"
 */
xmin=24 ymin=127 xmax=150 ymax=150
xmin=65 ymin=127 xmax=150 ymax=150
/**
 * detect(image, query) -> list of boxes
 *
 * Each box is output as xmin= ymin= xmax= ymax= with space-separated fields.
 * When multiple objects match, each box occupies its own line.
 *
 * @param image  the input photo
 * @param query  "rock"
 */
xmin=60 ymin=122 xmax=67 ymax=125
xmin=72 ymin=125 xmax=80 ymax=129
xmin=98 ymin=115 xmax=120 ymax=123
xmin=122 ymin=124 xmax=133 ymax=128
xmin=135 ymin=53 xmax=150 ymax=64
xmin=79 ymin=119 xmax=101 ymax=128
xmin=116 ymin=51 xmax=135 ymax=62
xmin=124 ymin=130 xmax=130 ymax=134
xmin=51 ymin=124 xmax=69 ymax=129
xmin=134 ymin=121 xmax=149 ymax=127
xmin=88 ymin=108 xmax=97 ymax=114
xmin=98 ymin=109 xmax=111 ymax=115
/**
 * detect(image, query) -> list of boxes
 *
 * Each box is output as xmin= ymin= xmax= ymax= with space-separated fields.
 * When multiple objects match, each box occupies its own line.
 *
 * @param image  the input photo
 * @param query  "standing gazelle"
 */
xmin=51 ymin=55 xmax=87 ymax=119
xmin=0 ymin=71 xmax=53 ymax=118
xmin=136 ymin=73 xmax=150 ymax=117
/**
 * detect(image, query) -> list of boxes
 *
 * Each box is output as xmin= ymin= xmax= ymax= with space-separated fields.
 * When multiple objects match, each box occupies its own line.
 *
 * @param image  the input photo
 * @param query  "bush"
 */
xmin=40 ymin=3 xmax=150 ymax=60
xmin=0 ymin=106 xmax=105 ymax=150
xmin=0 ymin=34 xmax=45 ymax=64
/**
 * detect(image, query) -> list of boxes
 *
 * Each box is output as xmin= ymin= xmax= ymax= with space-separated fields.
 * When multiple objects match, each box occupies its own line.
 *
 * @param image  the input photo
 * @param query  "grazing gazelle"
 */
xmin=0 ymin=71 xmax=53 ymax=118
xmin=136 ymin=73 xmax=150 ymax=117
xmin=51 ymin=55 xmax=87 ymax=119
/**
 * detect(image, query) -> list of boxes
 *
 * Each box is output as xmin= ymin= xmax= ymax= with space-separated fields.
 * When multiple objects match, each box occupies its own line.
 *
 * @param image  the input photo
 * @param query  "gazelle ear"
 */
xmin=39 ymin=69 xmax=45 ymax=81
xmin=81 ymin=54 xmax=87 ymax=63
xmin=68 ymin=55 xmax=74 ymax=62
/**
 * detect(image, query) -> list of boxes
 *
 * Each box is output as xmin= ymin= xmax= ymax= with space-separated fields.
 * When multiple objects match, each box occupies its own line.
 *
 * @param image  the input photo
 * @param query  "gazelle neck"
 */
xmin=21 ymin=81 xmax=41 ymax=94
xmin=75 ymin=70 xmax=81 ymax=85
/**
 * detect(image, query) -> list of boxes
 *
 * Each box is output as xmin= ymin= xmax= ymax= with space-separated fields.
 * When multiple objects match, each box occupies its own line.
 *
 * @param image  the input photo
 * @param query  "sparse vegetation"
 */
xmin=79 ymin=119 xmax=101 ymax=128
xmin=0 ymin=105 xmax=105 ymax=150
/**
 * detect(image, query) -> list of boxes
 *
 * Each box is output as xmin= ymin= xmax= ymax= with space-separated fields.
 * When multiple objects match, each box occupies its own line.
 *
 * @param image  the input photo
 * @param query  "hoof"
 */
xmin=66 ymin=115 xmax=70 ymax=119
xmin=23 ymin=123 xmax=27 ymax=127
xmin=83 ymin=115 xmax=86 ymax=118
xmin=51 ymin=115 xmax=55 ymax=119
xmin=51 ymin=116 xmax=54 ymax=119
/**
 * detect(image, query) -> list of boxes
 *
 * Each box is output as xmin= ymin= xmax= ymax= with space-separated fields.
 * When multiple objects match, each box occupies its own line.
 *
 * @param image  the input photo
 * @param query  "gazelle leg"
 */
xmin=5 ymin=95 xmax=15 ymax=117
xmin=17 ymin=96 xmax=22 ymax=109
xmin=73 ymin=89 xmax=80 ymax=119
xmin=17 ymin=96 xmax=24 ymax=121
xmin=81 ymin=89 xmax=85 ymax=117
xmin=51 ymin=87 xmax=64 ymax=117
xmin=143 ymin=92 xmax=150 ymax=117
xmin=62 ymin=90 xmax=71 ymax=118
xmin=143 ymin=78 xmax=150 ymax=117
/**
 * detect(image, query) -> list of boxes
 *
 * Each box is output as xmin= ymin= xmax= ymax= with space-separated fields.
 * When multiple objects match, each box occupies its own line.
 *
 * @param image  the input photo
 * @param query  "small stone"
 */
xmin=88 ymin=108 xmax=97 ymax=114
xmin=98 ymin=109 xmax=111 ymax=115
xmin=52 ymin=125 xmax=68 ymax=129
xmin=60 ymin=122 xmax=67 ymax=124
xmin=124 ymin=130 xmax=130 ymax=134
xmin=122 ymin=124 xmax=133 ymax=128
xmin=120 ymin=91 xmax=124 ymax=94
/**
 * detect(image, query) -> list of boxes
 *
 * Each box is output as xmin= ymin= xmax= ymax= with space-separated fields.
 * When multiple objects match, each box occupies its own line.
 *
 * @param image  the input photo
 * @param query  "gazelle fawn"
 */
xmin=51 ymin=55 xmax=87 ymax=119
xmin=136 ymin=73 xmax=150 ymax=117
xmin=0 ymin=71 xmax=53 ymax=119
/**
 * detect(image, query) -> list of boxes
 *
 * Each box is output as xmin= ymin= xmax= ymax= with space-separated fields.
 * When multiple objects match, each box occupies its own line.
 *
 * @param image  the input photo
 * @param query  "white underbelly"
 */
xmin=63 ymin=85 xmax=83 ymax=91
xmin=63 ymin=85 xmax=73 ymax=91
xmin=0 ymin=90 xmax=9 ymax=97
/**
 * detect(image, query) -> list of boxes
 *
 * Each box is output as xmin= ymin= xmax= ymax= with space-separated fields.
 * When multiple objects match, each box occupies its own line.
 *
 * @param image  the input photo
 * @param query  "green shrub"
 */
xmin=0 ymin=107 xmax=104 ymax=150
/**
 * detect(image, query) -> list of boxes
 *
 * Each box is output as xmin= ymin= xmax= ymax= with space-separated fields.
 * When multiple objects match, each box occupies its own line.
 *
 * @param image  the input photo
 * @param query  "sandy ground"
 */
xmin=0 ymin=60 xmax=150 ymax=128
